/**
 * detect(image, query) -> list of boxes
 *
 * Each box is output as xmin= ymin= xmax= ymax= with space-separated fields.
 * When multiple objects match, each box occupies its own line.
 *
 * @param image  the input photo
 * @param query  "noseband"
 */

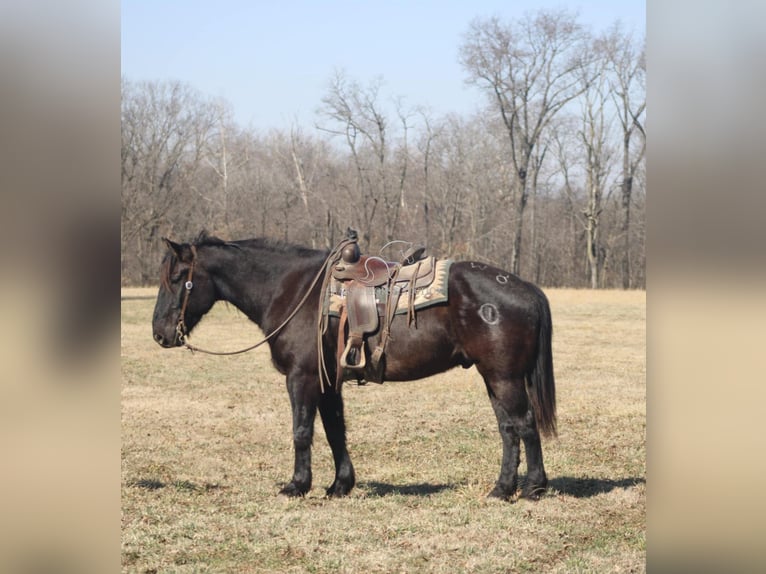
xmin=175 ymin=245 xmax=197 ymax=344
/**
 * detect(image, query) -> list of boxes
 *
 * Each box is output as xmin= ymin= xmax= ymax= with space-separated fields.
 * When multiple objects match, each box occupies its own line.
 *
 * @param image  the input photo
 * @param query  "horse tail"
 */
xmin=527 ymin=288 xmax=557 ymax=438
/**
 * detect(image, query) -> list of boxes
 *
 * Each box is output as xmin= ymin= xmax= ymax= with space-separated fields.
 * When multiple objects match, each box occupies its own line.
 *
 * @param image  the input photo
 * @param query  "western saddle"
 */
xmin=324 ymin=229 xmax=437 ymax=385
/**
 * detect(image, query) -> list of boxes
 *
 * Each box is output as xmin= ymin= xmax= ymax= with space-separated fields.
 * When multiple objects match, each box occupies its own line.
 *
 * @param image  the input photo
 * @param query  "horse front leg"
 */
xmin=318 ymin=385 xmax=355 ymax=497
xmin=279 ymin=371 xmax=319 ymax=497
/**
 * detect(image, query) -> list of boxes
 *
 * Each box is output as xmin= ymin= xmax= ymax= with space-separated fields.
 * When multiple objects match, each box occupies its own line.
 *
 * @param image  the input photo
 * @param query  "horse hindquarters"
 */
xmin=449 ymin=264 xmax=555 ymax=500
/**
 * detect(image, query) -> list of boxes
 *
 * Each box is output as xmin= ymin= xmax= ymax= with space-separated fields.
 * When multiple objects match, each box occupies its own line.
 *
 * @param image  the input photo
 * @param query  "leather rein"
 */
xmin=174 ymin=239 xmax=354 ymax=356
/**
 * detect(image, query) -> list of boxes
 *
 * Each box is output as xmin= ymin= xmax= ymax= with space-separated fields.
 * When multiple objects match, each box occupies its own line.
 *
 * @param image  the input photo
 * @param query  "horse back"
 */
xmin=367 ymin=261 xmax=548 ymax=381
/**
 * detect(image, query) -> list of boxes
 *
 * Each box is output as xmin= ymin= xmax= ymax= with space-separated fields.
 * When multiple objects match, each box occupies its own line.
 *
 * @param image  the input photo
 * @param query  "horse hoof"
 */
xmin=521 ymin=485 xmax=547 ymax=500
xmin=487 ymin=486 xmax=515 ymax=502
xmin=279 ymin=482 xmax=308 ymax=498
xmin=325 ymin=481 xmax=354 ymax=498
xmin=521 ymin=476 xmax=548 ymax=500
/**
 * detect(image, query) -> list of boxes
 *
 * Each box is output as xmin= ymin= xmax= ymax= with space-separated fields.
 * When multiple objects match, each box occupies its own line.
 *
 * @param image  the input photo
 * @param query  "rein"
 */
xmin=176 ymin=238 xmax=354 ymax=357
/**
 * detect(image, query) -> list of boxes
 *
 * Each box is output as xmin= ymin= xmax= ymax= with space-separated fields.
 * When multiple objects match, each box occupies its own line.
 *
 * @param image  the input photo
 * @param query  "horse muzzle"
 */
xmin=153 ymin=330 xmax=183 ymax=348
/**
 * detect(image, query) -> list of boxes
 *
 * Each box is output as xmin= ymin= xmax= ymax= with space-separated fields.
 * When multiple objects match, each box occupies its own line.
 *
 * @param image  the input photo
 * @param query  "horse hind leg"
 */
xmin=485 ymin=377 xmax=548 ymax=501
xmin=516 ymin=405 xmax=548 ymax=500
xmin=487 ymin=394 xmax=522 ymax=500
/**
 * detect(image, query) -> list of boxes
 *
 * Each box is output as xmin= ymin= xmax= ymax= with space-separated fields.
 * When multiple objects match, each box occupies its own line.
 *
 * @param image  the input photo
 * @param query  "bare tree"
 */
xmin=414 ymin=107 xmax=439 ymax=249
xmin=318 ymin=70 xmax=412 ymax=248
xmin=318 ymin=71 xmax=381 ymax=248
xmin=121 ymin=78 xmax=218 ymax=283
xmin=388 ymin=98 xmax=412 ymax=240
xmin=579 ymin=37 xmax=617 ymax=288
xmin=460 ymin=9 xmax=593 ymax=274
xmin=606 ymin=25 xmax=646 ymax=288
xmin=121 ymin=17 xmax=645 ymax=289
xmin=203 ymin=99 xmax=253 ymax=235
xmin=551 ymin=117 xmax=586 ymax=277
xmin=529 ymin=141 xmax=549 ymax=284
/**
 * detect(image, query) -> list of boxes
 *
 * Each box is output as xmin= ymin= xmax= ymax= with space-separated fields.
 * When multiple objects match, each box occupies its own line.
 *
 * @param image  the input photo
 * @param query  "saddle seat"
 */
xmin=332 ymin=251 xmax=434 ymax=287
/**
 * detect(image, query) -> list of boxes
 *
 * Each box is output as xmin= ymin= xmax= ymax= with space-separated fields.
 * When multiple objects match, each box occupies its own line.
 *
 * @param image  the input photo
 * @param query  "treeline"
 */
xmin=122 ymin=10 xmax=645 ymax=288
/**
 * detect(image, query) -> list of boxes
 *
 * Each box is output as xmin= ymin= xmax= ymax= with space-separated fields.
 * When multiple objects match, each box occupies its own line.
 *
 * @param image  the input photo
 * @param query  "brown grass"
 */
xmin=122 ymin=287 xmax=645 ymax=573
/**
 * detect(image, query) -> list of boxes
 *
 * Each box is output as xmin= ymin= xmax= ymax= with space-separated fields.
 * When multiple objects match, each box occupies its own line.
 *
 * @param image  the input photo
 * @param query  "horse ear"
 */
xmin=162 ymin=237 xmax=182 ymax=257
xmin=163 ymin=238 xmax=195 ymax=262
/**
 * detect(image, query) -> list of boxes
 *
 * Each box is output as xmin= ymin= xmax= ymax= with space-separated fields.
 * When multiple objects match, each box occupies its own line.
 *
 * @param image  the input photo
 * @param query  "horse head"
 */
xmin=152 ymin=237 xmax=217 ymax=347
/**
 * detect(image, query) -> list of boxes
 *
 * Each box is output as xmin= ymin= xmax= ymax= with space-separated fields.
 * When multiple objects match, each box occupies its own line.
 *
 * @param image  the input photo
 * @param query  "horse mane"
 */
xmin=192 ymin=230 xmax=321 ymax=257
xmin=160 ymin=230 xmax=326 ymax=291
xmin=239 ymin=237 xmax=325 ymax=258
xmin=192 ymin=230 xmax=238 ymax=249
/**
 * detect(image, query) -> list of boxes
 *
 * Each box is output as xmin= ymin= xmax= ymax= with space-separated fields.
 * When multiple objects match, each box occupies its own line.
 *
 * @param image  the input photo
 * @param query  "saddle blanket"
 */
xmin=324 ymin=259 xmax=452 ymax=318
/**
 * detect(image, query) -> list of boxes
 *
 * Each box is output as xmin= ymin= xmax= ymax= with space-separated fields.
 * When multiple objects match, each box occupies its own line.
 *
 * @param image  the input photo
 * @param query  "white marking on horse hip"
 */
xmin=479 ymin=303 xmax=500 ymax=325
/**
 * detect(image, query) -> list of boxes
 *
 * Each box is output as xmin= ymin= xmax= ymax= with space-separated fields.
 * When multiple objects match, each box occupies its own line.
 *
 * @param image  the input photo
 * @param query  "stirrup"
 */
xmin=339 ymin=338 xmax=366 ymax=370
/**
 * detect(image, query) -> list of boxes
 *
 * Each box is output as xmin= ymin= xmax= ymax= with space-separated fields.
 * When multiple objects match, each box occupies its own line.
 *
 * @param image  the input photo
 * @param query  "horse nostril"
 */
xmin=154 ymin=332 xmax=164 ymax=345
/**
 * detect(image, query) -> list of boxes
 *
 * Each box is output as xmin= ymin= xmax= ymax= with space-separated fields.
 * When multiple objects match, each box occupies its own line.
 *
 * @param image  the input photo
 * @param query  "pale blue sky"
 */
xmin=121 ymin=1 xmax=645 ymax=130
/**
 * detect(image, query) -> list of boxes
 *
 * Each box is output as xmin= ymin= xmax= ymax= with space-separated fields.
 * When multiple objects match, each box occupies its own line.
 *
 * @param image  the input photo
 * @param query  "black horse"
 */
xmin=152 ymin=231 xmax=556 ymax=501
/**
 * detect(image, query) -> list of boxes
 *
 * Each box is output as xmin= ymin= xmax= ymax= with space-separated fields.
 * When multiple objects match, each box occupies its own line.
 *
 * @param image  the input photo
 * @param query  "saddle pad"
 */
xmin=325 ymin=259 xmax=452 ymax=318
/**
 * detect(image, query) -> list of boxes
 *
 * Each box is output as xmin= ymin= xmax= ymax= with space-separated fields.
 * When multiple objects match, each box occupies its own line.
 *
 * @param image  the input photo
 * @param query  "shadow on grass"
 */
xmin=549 ymin=476 xmax=645 ymax=498
xmin=128 ymin=478 xmax=225 ymax=493
xmin=359 ymin=481 xmax=456 ymax=497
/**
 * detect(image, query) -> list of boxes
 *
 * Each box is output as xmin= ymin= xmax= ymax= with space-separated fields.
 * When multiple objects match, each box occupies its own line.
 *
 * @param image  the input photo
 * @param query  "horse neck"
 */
xmin=202 ymin=241 xmax=324 ymax=328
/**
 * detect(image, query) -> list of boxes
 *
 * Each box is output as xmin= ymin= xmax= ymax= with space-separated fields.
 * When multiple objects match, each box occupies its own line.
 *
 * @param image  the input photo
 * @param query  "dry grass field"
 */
xmin=122 ymin=287 xmax=645 ymax=573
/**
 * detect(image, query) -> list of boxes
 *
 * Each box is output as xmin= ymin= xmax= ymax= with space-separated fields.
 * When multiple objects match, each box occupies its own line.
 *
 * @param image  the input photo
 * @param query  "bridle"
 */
xmin=174 ymin=245 xmax=197 ymax=345
xmin=172 ymin=238 xmax=356 ymax=359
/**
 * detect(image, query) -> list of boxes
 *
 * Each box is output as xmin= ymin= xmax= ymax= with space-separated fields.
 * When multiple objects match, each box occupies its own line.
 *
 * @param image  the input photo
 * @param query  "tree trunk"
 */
xmin=510 ymin=171 xmax=528 ymax=276
xmin=586 ymin=213 xmax=599 ymax=289
xmin=621 ymin=172 xmax=633 ymax=289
